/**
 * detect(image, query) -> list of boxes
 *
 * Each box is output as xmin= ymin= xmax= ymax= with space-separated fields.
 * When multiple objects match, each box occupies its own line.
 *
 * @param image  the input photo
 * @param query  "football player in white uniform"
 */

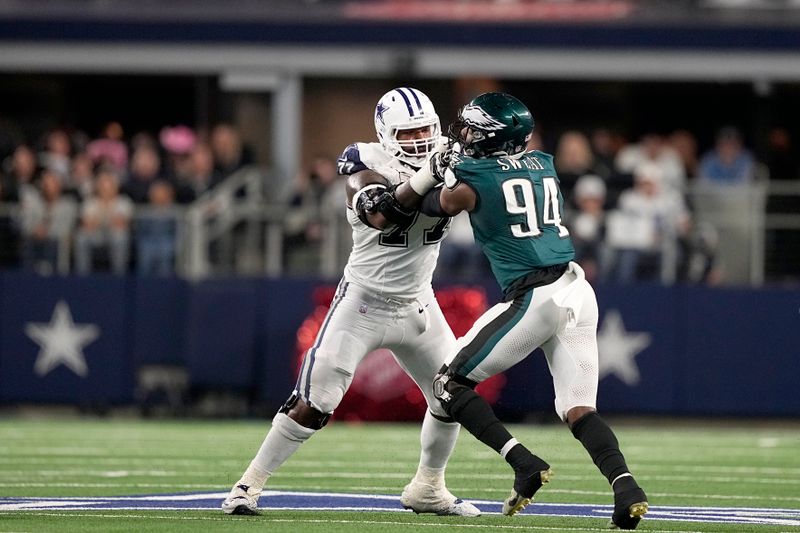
xmin=222 ymin=87 xmax=480 ymax=517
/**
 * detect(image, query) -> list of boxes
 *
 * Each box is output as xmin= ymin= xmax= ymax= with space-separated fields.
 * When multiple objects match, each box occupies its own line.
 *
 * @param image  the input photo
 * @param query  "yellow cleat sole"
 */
xmin=629 ymin=501 xmax=649 ymax=518
xmin=503 ymin=468 xmax=554 ymax=516
xmin=504 ymin=496 xmax=531 ymax=516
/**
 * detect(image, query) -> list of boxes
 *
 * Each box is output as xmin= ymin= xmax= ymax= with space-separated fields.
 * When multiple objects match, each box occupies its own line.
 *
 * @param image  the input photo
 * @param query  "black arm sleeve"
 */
xmin=419 ymin=187 xmax=449 ymax=217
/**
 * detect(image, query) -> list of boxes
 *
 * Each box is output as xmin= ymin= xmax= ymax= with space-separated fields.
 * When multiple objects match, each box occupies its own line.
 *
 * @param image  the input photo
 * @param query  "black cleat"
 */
xmin=609 ymin=477 xmax=648 ymax=530
xmin=229 ymin=503 xmax=262 ymax=516
xmin=502 ymin=456 xmax=553 ymax=516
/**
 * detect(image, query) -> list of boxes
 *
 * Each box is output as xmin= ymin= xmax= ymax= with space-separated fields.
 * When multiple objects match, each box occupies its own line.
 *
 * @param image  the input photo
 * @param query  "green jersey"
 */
xmin=450 ymin=149 xmax=575 ymax=293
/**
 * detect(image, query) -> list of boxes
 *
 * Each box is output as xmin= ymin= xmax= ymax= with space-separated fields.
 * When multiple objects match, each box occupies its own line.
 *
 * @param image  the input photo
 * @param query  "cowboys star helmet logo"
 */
xmin=461 ymin=104 xmax=506 ymax=131
xmin=375 ymin=102 xmax=389 ymax=125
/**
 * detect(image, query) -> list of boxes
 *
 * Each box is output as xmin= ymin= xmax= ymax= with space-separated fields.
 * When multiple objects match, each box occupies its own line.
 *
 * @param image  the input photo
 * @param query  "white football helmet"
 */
xmin=374 ymin=87 xmax=441 ymax=167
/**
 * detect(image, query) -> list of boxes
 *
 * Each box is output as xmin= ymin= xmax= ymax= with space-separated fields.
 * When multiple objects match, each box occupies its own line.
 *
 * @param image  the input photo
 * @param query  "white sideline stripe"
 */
xmin=6 ymin=466 xmax=800 ymax=484
xmin=10 ymin=491 xmax=400 ymax=502
xmin=5 ymin=491 xmax=800 ymax=514
xmin=5 ymin=490 xmax=800 ymax=513
xmin=545 ymin=488 xmax=800 ymax=504
xmin=0 ymin=491 xmax=404 ymax=503
xmin=3 ymin=490 xmax=800 ymax=526
xmin=2 ymin=483 xmax=800 ymax=503
xmin=1 ymin=505 xmax=406 ymax=512
xmin=0 ymin=483 xmax=217 ymax=488
xmin=0 ymin=492 xmax=231 ymax=503
xmin=647 ymin=510 xmax=800 ymax=527
xmin=2 ymin=513 xmax=710 ymax=533
xmin=4 ymin=506 xmax=799 ymax=527
xmin=3 ymin=458 xmax=800 ymax=477
xmin=4 ymin=471 xmax=800 ymax=487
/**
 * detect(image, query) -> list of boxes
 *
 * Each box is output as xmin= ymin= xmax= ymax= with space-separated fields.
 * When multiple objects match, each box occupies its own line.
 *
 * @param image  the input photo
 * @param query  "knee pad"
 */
xmin=278 ymin=391 xmax=331 ymax=430
xmin=278 ymin=391 xmax=301 ymax=414
xmin=433 ymin=372 xmax=476 ymax=418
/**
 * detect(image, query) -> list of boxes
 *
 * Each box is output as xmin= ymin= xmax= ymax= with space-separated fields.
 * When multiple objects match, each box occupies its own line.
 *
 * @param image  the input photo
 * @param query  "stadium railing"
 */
xmin=1 ymin=176 xmax=798 ymax=284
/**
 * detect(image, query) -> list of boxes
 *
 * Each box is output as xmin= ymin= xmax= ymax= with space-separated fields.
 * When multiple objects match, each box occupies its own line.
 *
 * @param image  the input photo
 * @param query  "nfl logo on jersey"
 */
xmin=359 ymin=304 xmax=368 ymax=314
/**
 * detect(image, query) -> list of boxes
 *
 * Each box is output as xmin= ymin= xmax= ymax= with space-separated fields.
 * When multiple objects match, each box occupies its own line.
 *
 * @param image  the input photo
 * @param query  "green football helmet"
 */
xmin=448 ymin=92 xmax=534 ymax=158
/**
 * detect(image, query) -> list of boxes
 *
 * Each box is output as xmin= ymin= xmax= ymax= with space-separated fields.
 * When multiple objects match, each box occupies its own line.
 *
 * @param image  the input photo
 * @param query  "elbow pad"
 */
xmin=353 ymin=183 xmax=388 ymax=229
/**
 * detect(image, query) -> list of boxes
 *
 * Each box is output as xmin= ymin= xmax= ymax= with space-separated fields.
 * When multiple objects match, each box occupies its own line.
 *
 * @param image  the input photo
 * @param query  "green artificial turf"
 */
xmin=0 ymin=417 xmax=798 ymax=532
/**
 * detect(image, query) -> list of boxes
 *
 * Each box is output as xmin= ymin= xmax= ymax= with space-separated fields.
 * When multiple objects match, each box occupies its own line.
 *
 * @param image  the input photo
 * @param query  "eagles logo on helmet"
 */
xmin=448 ymin=92 xmax=534 ymax=159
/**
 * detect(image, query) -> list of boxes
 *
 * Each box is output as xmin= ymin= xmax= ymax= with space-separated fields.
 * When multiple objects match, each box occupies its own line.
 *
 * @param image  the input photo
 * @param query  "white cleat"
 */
xmin=221 ymin=483 xmax=261 ymax=515
xmin=401 ymin=481 xmax=481 ymax=517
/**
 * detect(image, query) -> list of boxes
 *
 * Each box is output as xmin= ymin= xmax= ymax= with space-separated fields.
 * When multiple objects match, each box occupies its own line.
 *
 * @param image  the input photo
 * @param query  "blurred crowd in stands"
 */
xmin=0 ymin=122 xmax=254 ymax=276
xmin=1 ymin=119 xmax=797 ymax=284
xmin=438 ymin=124 xmax=797 ymax=286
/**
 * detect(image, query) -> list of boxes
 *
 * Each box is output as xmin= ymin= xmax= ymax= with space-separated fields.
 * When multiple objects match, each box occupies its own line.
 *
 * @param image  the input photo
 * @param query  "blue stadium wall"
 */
xmin=0 ymin=272 xmax=798 ymax=417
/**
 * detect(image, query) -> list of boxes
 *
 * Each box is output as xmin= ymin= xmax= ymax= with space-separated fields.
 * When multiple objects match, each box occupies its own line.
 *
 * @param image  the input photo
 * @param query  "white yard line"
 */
xmin=2 ymin=513 xmax=708 ymax=533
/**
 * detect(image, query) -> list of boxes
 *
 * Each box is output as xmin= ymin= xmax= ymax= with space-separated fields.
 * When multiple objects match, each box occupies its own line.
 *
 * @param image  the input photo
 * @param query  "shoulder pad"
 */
xmin=337 ymin=143 xmax=369 ymax=175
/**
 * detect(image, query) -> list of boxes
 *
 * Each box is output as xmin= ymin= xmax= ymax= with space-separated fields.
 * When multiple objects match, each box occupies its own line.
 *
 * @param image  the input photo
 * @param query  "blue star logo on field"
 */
xmin=597 ymin=310 xmax=651 ymax=386
xmin=375 ymin=102 xmax=389 ymax=124
xmin=24 ymin=300 xmax=101 ymax=378
xmin=0 ymin=491 xmax=797 ymax=526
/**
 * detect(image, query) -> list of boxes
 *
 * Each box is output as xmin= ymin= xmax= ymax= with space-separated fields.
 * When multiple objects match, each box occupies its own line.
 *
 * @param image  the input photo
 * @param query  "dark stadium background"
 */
xmin=0 ymin=0 xmax=798 ymax=418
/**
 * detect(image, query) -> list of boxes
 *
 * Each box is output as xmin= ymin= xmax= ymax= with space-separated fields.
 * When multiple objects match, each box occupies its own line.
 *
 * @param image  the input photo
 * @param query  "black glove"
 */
xmin=429 ymin=141 xmax=461 ymax=184
xmin=429 ymin=149 xmax=452 ymax=183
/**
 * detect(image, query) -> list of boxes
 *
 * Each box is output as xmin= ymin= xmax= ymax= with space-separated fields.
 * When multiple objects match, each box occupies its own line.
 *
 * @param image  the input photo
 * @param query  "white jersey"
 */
xmin=338 ymin=141 xmax=450 ymax=299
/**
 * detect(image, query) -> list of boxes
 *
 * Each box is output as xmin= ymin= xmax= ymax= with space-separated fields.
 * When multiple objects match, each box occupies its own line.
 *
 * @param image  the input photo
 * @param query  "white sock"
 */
xmin=416 ymin=411 xmax=460 ymax=476
xmin=412 ymin=464 xmax=446 ymax=490
xmin=500 ymin=438 xmax=520 ymax=458
xmin=239 ymin=413 xmax=317 ymax=491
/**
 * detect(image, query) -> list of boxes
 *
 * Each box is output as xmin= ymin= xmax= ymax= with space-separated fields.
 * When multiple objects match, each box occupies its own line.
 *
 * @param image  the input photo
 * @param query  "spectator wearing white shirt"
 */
xmin=615 ymin=133 xmax=687 ymax=196
xmin=602 ymin=163 xmax=690 ymax=283
xmin=74 ymin=168 xmax=133 ymax=275
xmin=19 ymin=168 xmax=77 ymax=274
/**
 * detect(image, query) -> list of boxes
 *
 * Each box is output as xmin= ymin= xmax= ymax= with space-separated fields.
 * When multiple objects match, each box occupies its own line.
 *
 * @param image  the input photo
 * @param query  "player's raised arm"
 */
xmin=392 ymin=147 xmax=476 ymax=217
xmin=346 ymin=168 xmax=417 ymax=231
xmin=431 ymin=181 xmax=477 ymax=216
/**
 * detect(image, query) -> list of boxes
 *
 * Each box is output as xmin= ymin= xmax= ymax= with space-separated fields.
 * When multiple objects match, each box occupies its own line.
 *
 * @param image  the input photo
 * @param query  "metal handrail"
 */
xmin=1 ymin=178 xmax=799 ymax=283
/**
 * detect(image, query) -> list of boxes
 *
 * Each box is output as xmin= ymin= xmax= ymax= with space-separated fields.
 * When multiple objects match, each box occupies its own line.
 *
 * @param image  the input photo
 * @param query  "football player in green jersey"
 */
xmin=374 ymin=92 xmax=648 ymax=529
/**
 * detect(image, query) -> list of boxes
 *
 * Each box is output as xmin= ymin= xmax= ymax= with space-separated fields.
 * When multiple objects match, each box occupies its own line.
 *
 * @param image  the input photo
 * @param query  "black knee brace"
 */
xmin=433 ymin=373 xmax=512 ymax=453
xmin=279 ymin=392 xmax=331 ymax=430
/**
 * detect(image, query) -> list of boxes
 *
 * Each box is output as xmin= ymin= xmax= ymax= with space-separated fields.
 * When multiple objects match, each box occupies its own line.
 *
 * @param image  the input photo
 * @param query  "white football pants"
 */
xmin=446 ymin=262 xmax=600 ymax=421
xmin=295 ymin=279 xmax=456 ymax=419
